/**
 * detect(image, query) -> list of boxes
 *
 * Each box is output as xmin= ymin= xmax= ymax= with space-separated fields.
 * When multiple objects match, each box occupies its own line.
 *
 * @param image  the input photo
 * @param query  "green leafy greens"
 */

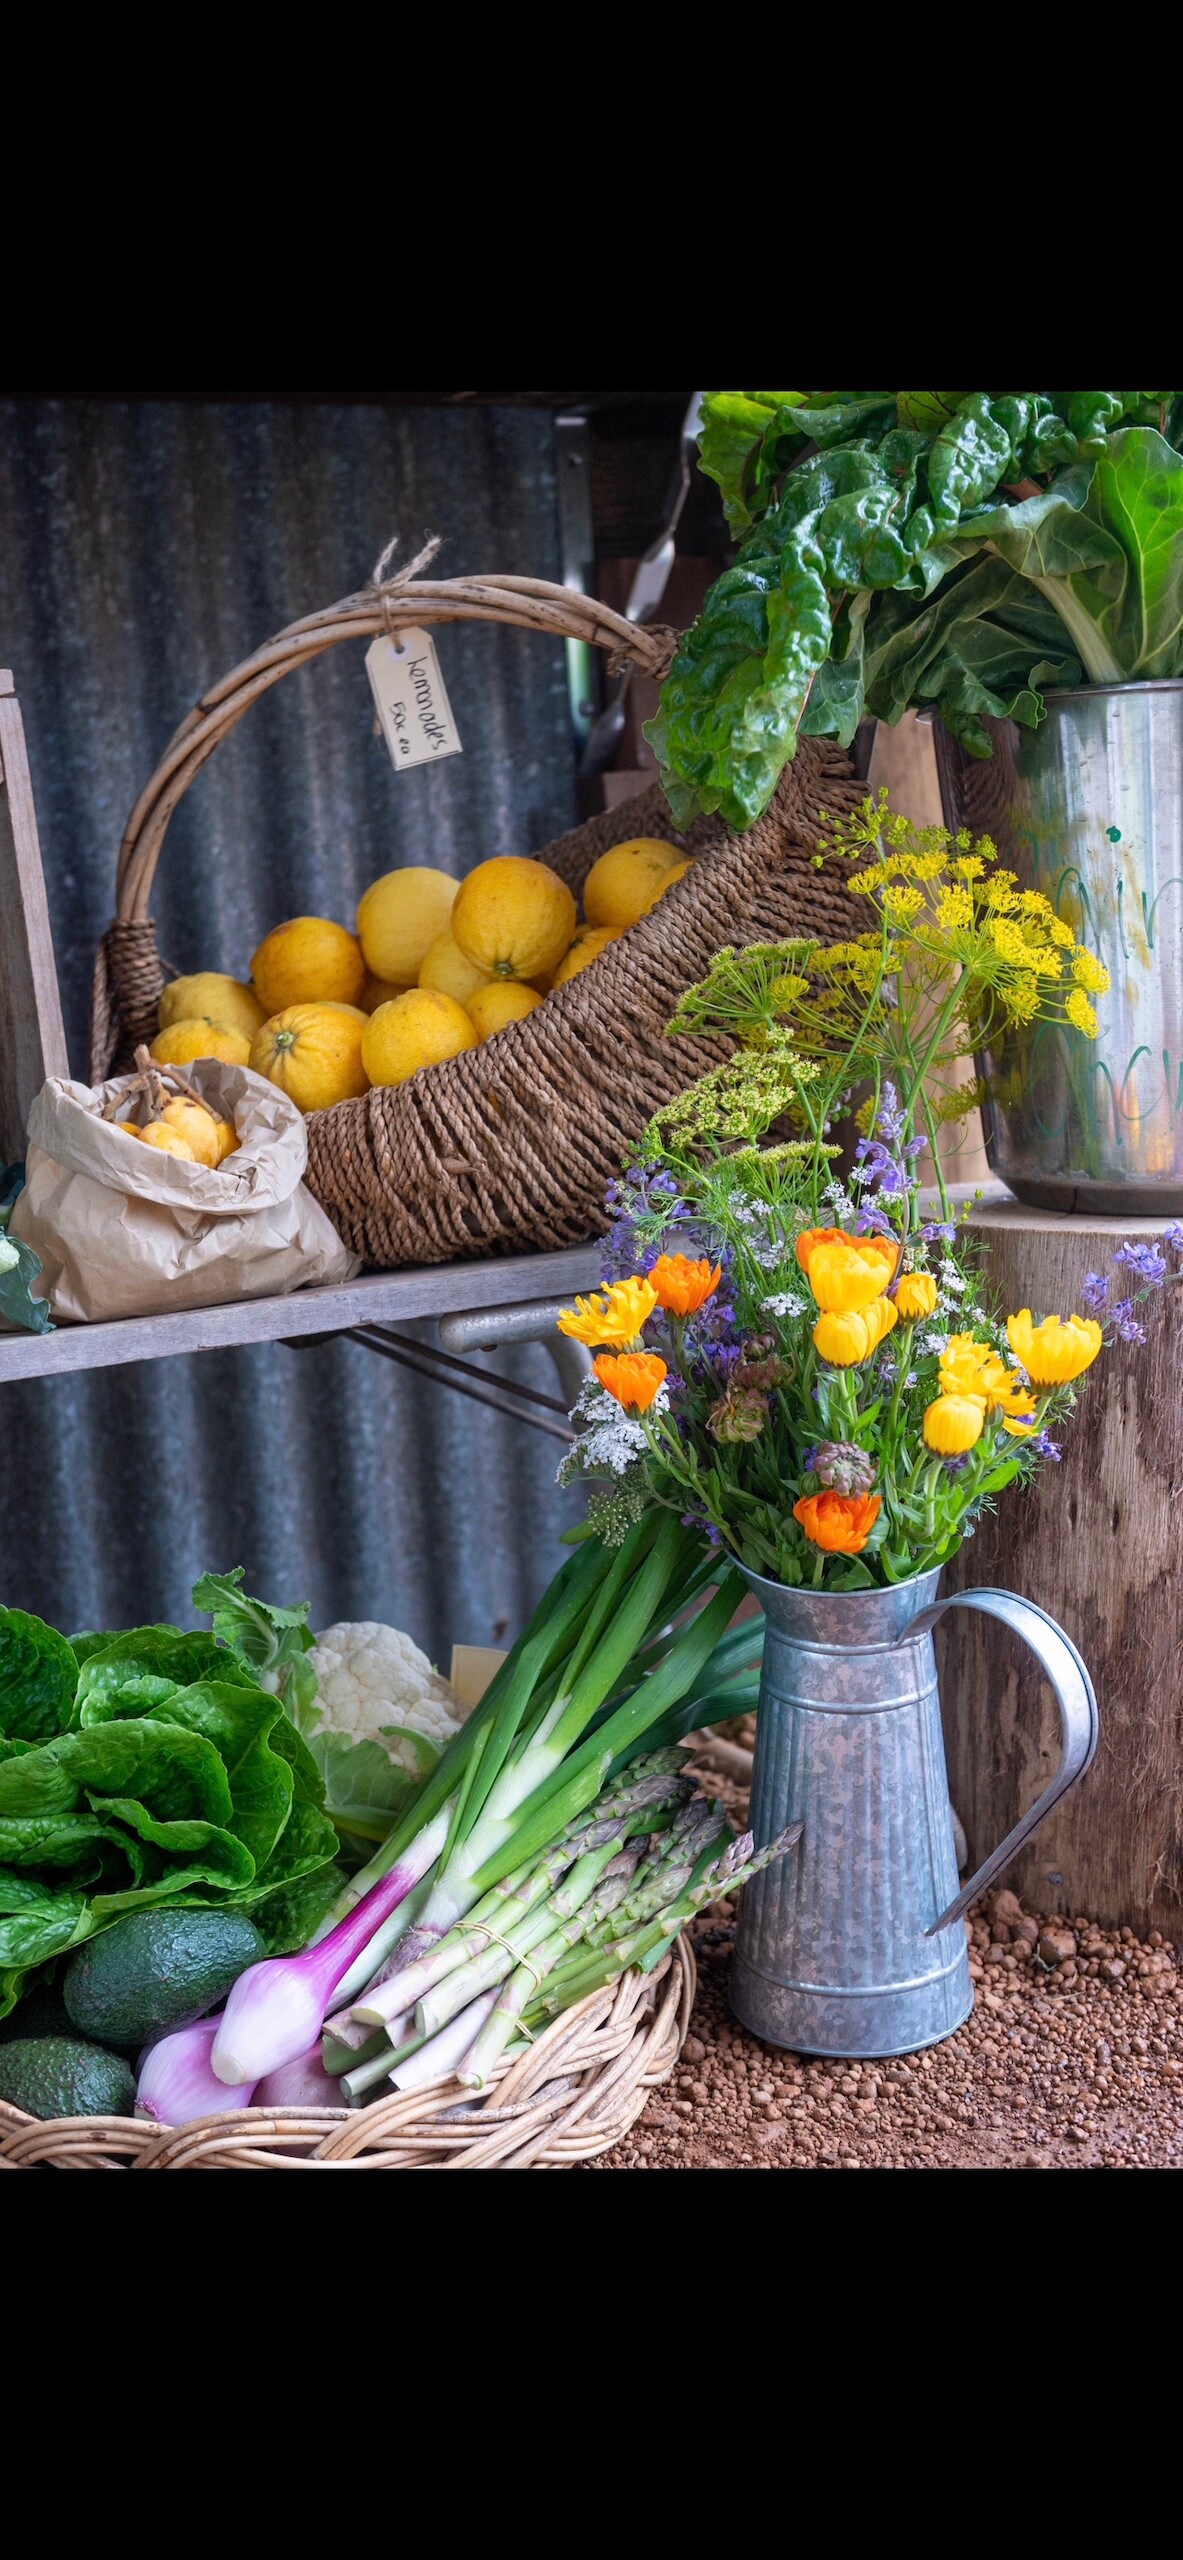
xmin=0 ymin=1578 xmax=342 ymax=2018
xmin=648 ymin=391 xmax=1183 ymax=829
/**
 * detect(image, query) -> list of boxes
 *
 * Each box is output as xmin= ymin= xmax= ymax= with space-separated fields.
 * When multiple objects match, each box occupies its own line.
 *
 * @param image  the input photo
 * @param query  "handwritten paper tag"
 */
xmin=365 ymin=627 xmax=463 ymax=772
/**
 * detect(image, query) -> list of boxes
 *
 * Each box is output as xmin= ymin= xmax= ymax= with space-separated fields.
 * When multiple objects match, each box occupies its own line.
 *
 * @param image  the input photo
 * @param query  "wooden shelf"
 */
xmin=0 ymin=1244 xmax=604 ymax=1386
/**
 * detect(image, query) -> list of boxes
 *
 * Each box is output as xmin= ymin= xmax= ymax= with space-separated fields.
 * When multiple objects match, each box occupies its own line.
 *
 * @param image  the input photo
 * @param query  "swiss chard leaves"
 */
xmin=650 ymin=391 xmax=1183 ymax=826
xmin=0 ymin=1609 xmax=79 ymax=1743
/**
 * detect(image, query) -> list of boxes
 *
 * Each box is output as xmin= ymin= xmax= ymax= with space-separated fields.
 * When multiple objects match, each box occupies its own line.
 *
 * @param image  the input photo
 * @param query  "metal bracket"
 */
xmin=283 ymin=1292 xmax=591 ymax=1442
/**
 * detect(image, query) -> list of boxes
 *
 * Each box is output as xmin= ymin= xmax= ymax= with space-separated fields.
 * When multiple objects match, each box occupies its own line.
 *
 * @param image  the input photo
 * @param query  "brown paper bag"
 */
xmin=10 ymin=1062 xmax=360 ymax=1322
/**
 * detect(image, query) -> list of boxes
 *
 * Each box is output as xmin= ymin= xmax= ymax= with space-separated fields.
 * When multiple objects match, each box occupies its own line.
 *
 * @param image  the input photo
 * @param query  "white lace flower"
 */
xmin=762 ymin=1289 xmax=808 ymax=1319
xmin=558 ymin=1376 xmax=668 ymax=1480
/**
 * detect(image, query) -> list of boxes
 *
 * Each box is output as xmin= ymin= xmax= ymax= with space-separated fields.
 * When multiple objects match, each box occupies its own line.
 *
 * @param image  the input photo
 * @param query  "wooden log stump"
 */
xmin=938 ymin=1199 xmax=1183 ymax=1935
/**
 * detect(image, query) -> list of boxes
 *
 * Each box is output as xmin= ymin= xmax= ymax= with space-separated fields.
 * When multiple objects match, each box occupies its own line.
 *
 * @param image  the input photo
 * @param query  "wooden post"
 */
xmin=0 ymin=674 xmax=69 ymax=1161
xmin=938 ymin=1198 xmax=1183 ymax=1933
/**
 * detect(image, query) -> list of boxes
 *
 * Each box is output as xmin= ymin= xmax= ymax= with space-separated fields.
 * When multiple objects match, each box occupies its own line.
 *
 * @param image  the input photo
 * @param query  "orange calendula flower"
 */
xmin=793 ymin=1489 xmax=882 ymax=1554
xmin=648 ymin=1253 xmax=722 ymax=1316
xmin=557 ymin=1276 xmax=657 ymax=1348
xmin=796 ymin=1225 xmax=849 ymax=1273
xmin=593 ymin=1351 xmax=668 ymax=1412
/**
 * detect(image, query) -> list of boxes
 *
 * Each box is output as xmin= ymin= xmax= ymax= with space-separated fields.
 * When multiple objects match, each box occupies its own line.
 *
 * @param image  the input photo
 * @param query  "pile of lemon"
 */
xmin=149 ymin=836 xmax=690 ymax=1111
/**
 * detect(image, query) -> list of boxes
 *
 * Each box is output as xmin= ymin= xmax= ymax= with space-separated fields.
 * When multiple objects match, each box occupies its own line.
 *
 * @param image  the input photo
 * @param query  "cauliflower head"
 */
xmin=310 ymin=1621 xmax=466 ymax=1774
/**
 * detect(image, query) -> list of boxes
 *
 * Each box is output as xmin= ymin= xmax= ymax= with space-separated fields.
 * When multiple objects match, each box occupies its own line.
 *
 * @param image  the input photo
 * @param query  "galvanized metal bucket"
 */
xmin=731 ymin=1568 xmax=1098 ymax=2059
xmin=928 ymin=681 xmax=1183 ymax=1214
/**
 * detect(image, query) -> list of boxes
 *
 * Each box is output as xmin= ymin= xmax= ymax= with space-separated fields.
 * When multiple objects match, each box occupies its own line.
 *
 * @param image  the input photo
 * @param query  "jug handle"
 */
xmin=901 ymin=1587 xmax=1099 ymax=1937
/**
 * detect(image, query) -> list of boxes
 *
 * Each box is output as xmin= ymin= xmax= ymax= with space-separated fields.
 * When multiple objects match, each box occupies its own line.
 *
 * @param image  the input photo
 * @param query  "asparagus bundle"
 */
xmin=212 ymin=1517 xmax=782 ymax=2093
xmin=328 ymin=1755 xmax=801 ymax=2100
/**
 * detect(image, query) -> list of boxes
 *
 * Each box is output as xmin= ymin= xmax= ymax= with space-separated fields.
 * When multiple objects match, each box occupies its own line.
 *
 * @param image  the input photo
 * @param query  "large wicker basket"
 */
xmin=0 ymin=1938 xmax=692 ymax=2170
xmin=91 ymin=551 xmax=863 ymax=1269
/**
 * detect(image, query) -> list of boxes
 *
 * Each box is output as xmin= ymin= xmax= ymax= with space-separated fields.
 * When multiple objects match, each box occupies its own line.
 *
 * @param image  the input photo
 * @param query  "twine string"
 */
xmin=369 ymin=532 xmax=443 ymax=650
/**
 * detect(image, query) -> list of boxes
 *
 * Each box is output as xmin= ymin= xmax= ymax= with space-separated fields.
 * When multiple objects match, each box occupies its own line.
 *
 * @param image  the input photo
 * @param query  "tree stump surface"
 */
xmin=939 ymin=1199 xmax=1183 ymax=1934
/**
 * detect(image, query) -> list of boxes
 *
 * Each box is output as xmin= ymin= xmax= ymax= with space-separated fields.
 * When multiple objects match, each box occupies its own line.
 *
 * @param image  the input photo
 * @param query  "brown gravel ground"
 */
xmin=590 ymin=1737 xmax=1183 ymax=2172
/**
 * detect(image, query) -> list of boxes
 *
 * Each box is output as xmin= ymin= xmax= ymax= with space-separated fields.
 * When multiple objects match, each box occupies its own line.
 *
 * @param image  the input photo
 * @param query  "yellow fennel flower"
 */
xmin=1006 ymin=1309 xmax=1103 ymax=1386
xmin=895 ymin=1271 xmax=938 ymax=1321
xmin=1072 ymin=948 xmax=1110 ymax=995
xmin=923 ymin=1394 xmax=986 ymax=1454
xmin=557 ymin=1275 xmax=658 ymax=1347
xmin=1064 ymin=988 xmax=1099 ymax=1037
xmin=806 ymin=1241 xmax=895 ymax=1314
xmin=1048 ymin=917 xmax=1076 ymax=948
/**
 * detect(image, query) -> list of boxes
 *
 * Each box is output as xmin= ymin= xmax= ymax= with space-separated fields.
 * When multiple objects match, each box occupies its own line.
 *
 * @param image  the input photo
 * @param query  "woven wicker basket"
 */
xmin=90 ymin=554 xmax=863 ymax=1269
xmin=0 ymin=1937 xmax=693 ymax=2170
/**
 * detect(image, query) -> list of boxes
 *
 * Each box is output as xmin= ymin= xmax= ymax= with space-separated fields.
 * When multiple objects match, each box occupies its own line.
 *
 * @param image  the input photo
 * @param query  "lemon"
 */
xmin=158 ymin=974 xmax=265 ymax=1042
xmin=250 ymin=917 xmax=367 ymax=1014
xmin=549 ymin=925 xmax=623 ymax=987
xmin=150 ymin=1020 xmax=252 ymax=1068
xmin=133 ymin=1121 xmax=198 ymax=1162
xmin=418 ymin=929 xmax=495 ymax=1007
xmin=250 ymin=1003 xmax=370 ymax=1112
xmin=452 ymin=855 xmax=576 ymax=982
xmin=361 ymin=990 xmax=477 ymax=1087
xmin=356 ymin=867 xmax=459 ymax=986
xmin=582 ymin=838 xmax=688 ymax=929
xmin=160 ymin=1096 xmax=221 ymax=1167
xmin=466 ymin=981 xmax=543 ymax=1041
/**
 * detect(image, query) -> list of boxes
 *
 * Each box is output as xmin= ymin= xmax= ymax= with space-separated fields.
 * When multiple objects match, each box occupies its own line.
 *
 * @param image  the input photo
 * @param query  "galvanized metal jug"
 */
xmin=929 ymin=680 xmax=1183 ymax=1214
xmin=731 ymin=1569 xmax=1098 ymax=2059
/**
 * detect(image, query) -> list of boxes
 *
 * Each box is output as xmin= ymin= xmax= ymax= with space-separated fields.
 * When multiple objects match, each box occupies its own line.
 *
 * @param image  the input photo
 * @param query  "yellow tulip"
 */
xmin=923 ymin=1394 xmax=986 ymax=1454
xmin=557 ymin=1276 xmax=658 ymax=1348
xmin=895 ymin=1272 xmax=938 ymax=1321
xmin=806 ymin=1242 xmax=893 ymax=1315
xmin=1005 ymin=1309 xmax=1103 ymax=1387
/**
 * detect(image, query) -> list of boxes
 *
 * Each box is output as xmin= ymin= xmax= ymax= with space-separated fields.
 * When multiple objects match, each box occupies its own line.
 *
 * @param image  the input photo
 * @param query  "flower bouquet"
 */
xmin=554 ymin=795 xmax=1178 ymax=2055
xmin=556 ymin=795 xmax=1169 ymax=1590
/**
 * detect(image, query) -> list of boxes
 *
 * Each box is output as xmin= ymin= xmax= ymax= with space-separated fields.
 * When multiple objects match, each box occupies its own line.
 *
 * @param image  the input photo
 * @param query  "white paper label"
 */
xmin=365 ymin=627 xmax=463 ymax=772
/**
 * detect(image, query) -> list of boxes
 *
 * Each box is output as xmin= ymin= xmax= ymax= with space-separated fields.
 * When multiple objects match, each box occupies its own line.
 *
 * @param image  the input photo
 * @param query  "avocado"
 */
xmin=64 ymin=1909 xmax=267 ymax=2048
xmin=0 ymin=2036 xmax=136 ymax=2119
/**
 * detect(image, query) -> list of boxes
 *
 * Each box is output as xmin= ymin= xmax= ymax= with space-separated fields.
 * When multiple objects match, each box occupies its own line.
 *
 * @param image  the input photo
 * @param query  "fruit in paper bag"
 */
xmin=417 ymin=929 xmax=494 ymax=1007
xmin=357 ymin=867 xmax=459 ymax=986
xmin=550 ymin=924 xmax=623 ymax=987
xmin=451 ymin=855 xmax=576 ymax=982
xmin=150 ymin=1020 xmax=252 ymax=1068
xmin=361 ymin=990 xmax=476 ymax=1087
xmin=132 ymin=1121 xmax=199 ymax=1162
xmin=466 ymin=981 xmax=542 ymax=1041
xmin=582 ymin=837 xmax=689 ymax=928
xmin=250 ymin=916 xmax=367 ymax=1013
xmin=159 ymin=1097 xmax=222 ymax=1166
xmin=250 ymin=1002 xmax=370 ymax=1112
xmin=158 ymin=973 xmax=265 ymax=1042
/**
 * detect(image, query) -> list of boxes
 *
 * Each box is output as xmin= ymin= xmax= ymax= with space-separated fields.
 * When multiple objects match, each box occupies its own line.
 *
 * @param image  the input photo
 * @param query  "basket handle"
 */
xmin=114 ymin=570 xmax=677 ymax=925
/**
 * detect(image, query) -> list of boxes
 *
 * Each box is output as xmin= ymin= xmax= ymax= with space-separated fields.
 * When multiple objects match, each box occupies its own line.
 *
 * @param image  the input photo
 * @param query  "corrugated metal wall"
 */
xmin=0 ymin=398 xmax=585 ymax=1655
